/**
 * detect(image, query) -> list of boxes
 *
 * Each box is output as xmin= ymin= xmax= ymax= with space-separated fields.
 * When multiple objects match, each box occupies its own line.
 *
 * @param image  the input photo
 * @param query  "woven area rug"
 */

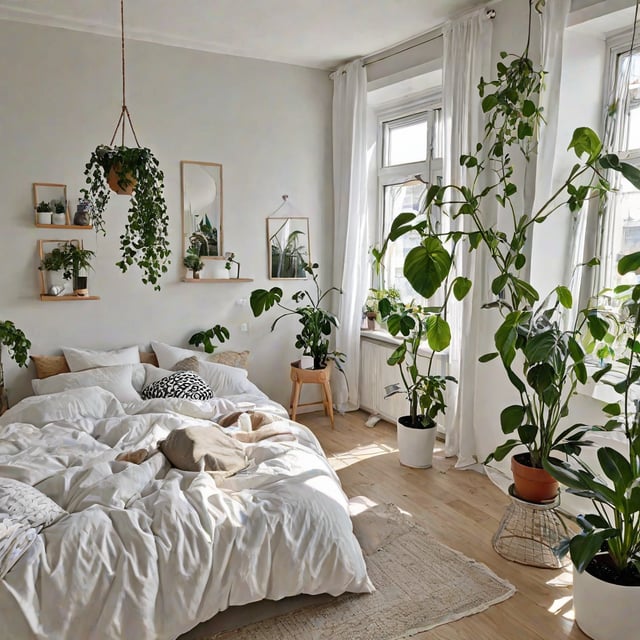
xmin=205 ymin=503 xmax=515 ymax=640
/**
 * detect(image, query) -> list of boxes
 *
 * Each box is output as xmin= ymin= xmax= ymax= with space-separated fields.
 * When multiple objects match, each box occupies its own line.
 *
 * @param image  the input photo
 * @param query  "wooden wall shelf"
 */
xmin=40 ymin=295 xmax=100 ymax=302
xmin=182 ymin=278 xmax=254 ymax=283
xmin=35 ymin=223 xmax=93 ymax=230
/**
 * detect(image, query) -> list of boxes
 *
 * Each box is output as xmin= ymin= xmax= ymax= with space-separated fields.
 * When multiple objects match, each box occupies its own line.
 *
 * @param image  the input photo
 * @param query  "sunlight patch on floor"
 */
xmin=328 ymin=441 xmax=397 ymax=470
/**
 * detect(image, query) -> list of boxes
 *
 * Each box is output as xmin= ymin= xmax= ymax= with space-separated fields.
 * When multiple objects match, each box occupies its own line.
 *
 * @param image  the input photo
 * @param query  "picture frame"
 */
xmin=267 ymin=217 xmax=310 ymax=280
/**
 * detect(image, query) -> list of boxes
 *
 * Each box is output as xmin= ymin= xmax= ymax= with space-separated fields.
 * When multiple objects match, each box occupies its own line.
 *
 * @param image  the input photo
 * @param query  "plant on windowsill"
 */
xmin=249 ymin=262 xmax=345 ymax=371
xmin=188 ymin=324 xmax=230 ymax=354
xmin=0 ymin=321 xmax=31 ymax=415
xmin=363 ymin=287 xmax=401 ymax=330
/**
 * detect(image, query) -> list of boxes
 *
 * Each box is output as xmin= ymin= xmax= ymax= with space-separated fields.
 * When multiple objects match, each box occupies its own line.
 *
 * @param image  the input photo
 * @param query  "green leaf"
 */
xmin=618 ymin=251 xmax=640 ymax=275
xmin=518 ymin=424 xmax=537 ymax=445
xmin=490 ymin=439 xmax=521 ymax=462
xmin=491 ymin=274 xmax=509 ymax=296
xmin=500 ymin=405 xmax=525 ymax=433
xmin=602 ymin=402 xmax=621 ymax=416
xmin=570 ymin=531 xmax=617 ymax=574
xmin=482 ymin=94 xmax=498 ymax=113
xmin=403 ymin=237 xmax=452 ymax=299
xmin=556 ymin=285 xmax=573 ymax=309
xmin=597 ymin=447 xmax=633 ymax=489
xmin=568 ymin=127 xmax=603 ymax=162
xmin=452 ymin=277 xmax=472 ymax=301
xmin=387 ymin=343 xmax=406 ymax=366
xmin=250 ymin=287 xmax=283 ymax=316
xmin=479 ymin=352 xmax=499 ymax=363
xmin=427 ymin=316 xmax=451 ymax=352
xmin=522 ymin=99 xmax=536 ymax=117
xmin=514 ymin=253 xmax=526 ymax=269
xmin=619 ymin=162 xmax=640 ymax=191
xmin=587 ymin=314 xmax=608 ymax=341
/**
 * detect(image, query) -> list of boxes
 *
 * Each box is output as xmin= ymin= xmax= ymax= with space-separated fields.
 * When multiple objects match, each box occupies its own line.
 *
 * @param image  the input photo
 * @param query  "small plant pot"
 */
xmin=36 ymin=211 xmax=52 ymax=224
xmin=299 ymin=354 xmax=314 ymax=369
xmin=366 ymin=312 xmax=377 ymax=330
xmin=511 ymin=453 xmax=558 ymax=503
xmin=107 ymin=166 xmax=136 ymax=195
xmin=73 ymin=274 xmax=89 ymax=297
xmin=573 ymin=556 xmax=640 ymax=640
xmin=397 ymin=416 xmax=437 ymax=468
xmin=51 ymin=212 xmax=66 ymax=225
xmin=46 ymin=270 xmax=71 ymax=296
xmin=192 ymin=271 xmax=201 ymax=280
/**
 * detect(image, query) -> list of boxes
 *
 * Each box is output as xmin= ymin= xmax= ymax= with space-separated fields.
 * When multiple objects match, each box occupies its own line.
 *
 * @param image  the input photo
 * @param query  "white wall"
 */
xmin=0 ymin=20 xmax=333 ymax=408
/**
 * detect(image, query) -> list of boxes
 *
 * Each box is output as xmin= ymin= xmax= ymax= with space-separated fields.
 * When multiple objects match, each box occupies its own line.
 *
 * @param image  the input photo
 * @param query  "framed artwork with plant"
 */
xmin=267 ymin=217 xmax=310 ymax=280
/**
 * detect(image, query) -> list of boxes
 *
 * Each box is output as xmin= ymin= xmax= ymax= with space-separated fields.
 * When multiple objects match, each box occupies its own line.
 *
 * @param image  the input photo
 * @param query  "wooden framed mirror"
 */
xmin=181 ymin=161 xmax=223 ymax=260
xmin=267 ymin=217 xmax=310 ymax=279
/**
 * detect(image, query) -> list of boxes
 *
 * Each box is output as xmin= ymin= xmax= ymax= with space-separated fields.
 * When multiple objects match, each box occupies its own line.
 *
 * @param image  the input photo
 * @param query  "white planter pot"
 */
xmin=51 ymin=212 xmax=66 ymax=225
xmin=396 ymin=417 xmax=436 ymax=468
xmin=573 ymin=561 xmax=640 ymax=640
xmin=299 ymin=354 xmax=314 ymax=369
xmin=210 ymin=260 xmax=229 ymax=279
xmin=46 ymin=270 xmax=71 ymax=296
xmin=36 ymin=211 xmax=52 ymax=224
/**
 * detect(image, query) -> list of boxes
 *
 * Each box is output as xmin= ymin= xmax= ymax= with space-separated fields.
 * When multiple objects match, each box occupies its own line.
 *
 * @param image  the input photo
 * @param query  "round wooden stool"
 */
xmin=289 ymin=361 xmax=334 ymax=428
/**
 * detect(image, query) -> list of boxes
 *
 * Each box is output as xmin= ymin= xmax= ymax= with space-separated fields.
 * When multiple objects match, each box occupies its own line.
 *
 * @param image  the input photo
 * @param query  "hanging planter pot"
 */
xmin=80 ymin=0 xmax=170 ymax=291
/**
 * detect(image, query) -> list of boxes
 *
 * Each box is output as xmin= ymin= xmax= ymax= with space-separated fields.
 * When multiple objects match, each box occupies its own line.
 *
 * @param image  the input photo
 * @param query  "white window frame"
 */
xmin=373 ymin=90 xmax=443 ymax=298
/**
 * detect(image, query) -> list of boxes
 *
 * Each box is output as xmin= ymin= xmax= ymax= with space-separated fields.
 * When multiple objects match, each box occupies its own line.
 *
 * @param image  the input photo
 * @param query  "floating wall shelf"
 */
xmin=182 ymin=278 xmax=254 ymax=283
xmin=40 ymin=294 xmax=101 ymax=302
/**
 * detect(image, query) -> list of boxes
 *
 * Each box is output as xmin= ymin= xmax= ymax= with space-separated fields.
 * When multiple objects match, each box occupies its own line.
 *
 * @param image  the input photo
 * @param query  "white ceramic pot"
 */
xmin=573 ymin=560 xmax=640 ymax=640
xmin=210 ymin=260 xmax=230 ymax=279
xmin=396 ymin=417 xmax=436 ymax=468
xmin=51 ymin=212 xmax=66 ymax=225
xmin=299 ymin=354 xmax=314 ymax=369
xmin=46 ymin=270 xmax=70 ymax=295
xmin=37 ymin=211 xmax=52 ymax=224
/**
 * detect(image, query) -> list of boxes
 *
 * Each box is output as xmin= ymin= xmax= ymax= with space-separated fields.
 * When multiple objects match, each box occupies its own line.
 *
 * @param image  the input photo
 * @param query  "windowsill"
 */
xmin=579 ymin=360 xmax=640 ymax=403
xmin=360 ymin=328 xmax=449 ymax=357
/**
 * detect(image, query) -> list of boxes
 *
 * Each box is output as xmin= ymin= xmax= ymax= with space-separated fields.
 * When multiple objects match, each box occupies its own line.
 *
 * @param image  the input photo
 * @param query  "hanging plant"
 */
xmin=82 ymin=145 xmax=170 ymax=289
xmin=81 ymin=0 xmax=170 ymax=291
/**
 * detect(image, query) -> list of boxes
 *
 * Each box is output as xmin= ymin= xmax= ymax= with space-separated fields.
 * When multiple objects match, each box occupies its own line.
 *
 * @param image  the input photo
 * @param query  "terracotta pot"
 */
xmin=574 ymin=556 xmax=640 ymax=640
xmin=511 ymin=452 xmax=558 ymax=503
xmin=107 ymin=165 xmax=136 ymax=195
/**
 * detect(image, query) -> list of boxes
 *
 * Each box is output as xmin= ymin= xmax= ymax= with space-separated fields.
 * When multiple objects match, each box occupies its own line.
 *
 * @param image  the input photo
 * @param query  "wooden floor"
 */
xmin=296 ymin=410 xmax=588 ymax=640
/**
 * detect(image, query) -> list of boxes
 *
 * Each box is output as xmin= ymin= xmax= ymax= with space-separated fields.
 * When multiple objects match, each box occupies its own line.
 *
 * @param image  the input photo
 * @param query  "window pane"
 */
xmin=618 ymin=51 xmax=640 ymax=151
xmin=609 ymin=175 xmax=640 ymax=288
xmin=386 ymin=120 xmax=427 ymax=166
xmin=381 ymin=181 xmax=437 ymax=304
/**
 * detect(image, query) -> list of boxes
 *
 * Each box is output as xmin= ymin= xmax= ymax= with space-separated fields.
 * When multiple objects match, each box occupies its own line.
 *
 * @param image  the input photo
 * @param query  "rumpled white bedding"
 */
xmin=0 ymin=387 xmax=373 ymax=640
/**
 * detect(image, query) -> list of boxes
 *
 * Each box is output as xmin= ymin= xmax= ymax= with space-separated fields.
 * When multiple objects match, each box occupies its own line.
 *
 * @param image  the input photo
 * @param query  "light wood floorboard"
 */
xmin=296 ymin=410 xmax=588 ymax=640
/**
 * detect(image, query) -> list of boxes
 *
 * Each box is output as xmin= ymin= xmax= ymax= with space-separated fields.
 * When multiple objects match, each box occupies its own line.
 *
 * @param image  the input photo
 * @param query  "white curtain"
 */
xmin=443 ymin=10 xmax=493 ymax=466
xmin=331 ymin=59 xmax=369 ymax=412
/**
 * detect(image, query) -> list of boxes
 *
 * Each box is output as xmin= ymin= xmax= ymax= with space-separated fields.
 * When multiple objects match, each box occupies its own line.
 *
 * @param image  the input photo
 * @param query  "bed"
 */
xmin=0 ymin=343 xmax=373 ymax=639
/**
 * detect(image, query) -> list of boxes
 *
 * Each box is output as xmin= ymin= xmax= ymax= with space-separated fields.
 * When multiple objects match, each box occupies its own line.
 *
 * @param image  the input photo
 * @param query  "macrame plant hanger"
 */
xmin=109 ymin=0 xmax=141 ymax=149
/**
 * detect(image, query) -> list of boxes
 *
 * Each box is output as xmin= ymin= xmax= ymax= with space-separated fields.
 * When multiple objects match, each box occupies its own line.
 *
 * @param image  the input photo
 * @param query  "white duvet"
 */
xmin=0 ymin=387 xmax=373 ymax=640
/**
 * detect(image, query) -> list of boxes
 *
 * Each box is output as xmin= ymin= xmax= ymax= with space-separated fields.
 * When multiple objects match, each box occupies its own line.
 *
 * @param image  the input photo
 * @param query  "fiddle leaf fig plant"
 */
xmin=82 ymin=144 xmax=171 ymax=290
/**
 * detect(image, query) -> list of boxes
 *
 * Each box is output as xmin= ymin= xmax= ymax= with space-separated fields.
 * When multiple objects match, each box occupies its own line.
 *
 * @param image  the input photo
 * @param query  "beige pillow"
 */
xmin=159 ymin=426 xmax=248 ymax=477
xmin=30 ymin=355 xmax=70 ymax=379
xmin=211 ymin=350 xmax=250 ymax=370
xmin=173 ymin=356 xmax=200 ymax=372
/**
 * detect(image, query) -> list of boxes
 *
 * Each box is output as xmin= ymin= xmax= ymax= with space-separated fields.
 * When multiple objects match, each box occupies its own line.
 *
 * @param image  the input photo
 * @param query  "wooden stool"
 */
xmin=289 ymin=361 xmax=334 ymax=428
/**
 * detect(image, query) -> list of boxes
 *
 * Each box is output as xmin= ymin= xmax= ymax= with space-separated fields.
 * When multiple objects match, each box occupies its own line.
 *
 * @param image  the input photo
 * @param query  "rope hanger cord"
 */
xmin=267 ymin=195 xmax=306 ymax=218
xmin=109 ymin=0 xmax=141 ymax=148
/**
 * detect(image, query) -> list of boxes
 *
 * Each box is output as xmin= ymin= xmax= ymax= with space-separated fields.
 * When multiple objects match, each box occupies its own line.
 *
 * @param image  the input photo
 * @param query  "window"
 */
xmin=375 ymin=99 xmax=443 ymax=303
xmin=600 ymin=37 xmax=640 ymax=296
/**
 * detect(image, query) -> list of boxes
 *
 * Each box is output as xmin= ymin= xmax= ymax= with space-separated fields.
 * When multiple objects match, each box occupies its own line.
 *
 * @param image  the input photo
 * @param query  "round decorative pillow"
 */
xmin=140 ymin=370 xmax=214 ymax=400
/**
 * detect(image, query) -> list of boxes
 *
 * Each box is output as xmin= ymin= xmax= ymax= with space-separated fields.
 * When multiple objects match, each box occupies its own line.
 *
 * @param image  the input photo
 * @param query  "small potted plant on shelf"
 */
xmin=60 ymin=242 xmax=95 ymax=297
xmin=52 ymin=201 xmax=67 ymax=225
xmin=82 ymin=144 xmax=170 ymax=290
xmin=250 ymin=262 xmax=345 ymax=371
xmin=183 ymin=247 xmax=204 ymax=279
xmin=188 ymin=324 xmax=230 ymax=354
xmin=35 ymin=201 xmax=52 ymax=225
xmin=0 ymin=320 xmax=31 ymax=415
xmin=39 ymin=246 xmax=71 ymax=295
xmin=544 ymin=251 xmax=640 ymax=640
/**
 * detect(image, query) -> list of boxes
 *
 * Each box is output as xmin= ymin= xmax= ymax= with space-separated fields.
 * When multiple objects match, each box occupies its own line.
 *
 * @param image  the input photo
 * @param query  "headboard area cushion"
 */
xmin=31 ymin=351 xmax=159 ymax=379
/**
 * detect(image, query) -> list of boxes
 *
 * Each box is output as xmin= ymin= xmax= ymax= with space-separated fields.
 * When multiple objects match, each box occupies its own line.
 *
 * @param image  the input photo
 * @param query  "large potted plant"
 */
xmin=82 ymin=144 xmax=170 ymax=290
xmin=378 ymin=297 xmax=457 ymax=468
xmin=544 ymin=251 xmax=640 ymax=640
xmin=0 ymin=321 xmax=31 ymax=415
xmin=250 ymin=262 xmax=345 ymax=371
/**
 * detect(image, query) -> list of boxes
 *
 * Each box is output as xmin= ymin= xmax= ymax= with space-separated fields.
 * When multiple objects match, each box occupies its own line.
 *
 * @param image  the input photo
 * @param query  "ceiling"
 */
xmin=0 ymin=0 xmax=487 ymax=70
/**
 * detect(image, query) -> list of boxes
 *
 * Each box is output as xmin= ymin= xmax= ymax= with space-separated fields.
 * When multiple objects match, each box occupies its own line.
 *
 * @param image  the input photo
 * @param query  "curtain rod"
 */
xmin=362 ymin=8 xmax=496 ymax=69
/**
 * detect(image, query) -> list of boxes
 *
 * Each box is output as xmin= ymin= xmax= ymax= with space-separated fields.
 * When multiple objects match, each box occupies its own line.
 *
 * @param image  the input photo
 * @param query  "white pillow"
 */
xmin=62 ymin=345 xmax=140 ymax=372
xmin=141 ymin=363 xmax=175 ymax=387
xmin=31 ymin=364 xmax=141 ymax=403
xmin=150 ymin=341 xmax=203 ymax=370
xmin=197 ymin=361 xmax=259 ymax=397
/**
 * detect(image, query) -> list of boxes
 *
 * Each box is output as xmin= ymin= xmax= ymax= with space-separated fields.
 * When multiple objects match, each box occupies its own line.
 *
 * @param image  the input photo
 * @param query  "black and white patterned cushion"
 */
xmin=140 ymin=370 xmax=214 ymax=400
